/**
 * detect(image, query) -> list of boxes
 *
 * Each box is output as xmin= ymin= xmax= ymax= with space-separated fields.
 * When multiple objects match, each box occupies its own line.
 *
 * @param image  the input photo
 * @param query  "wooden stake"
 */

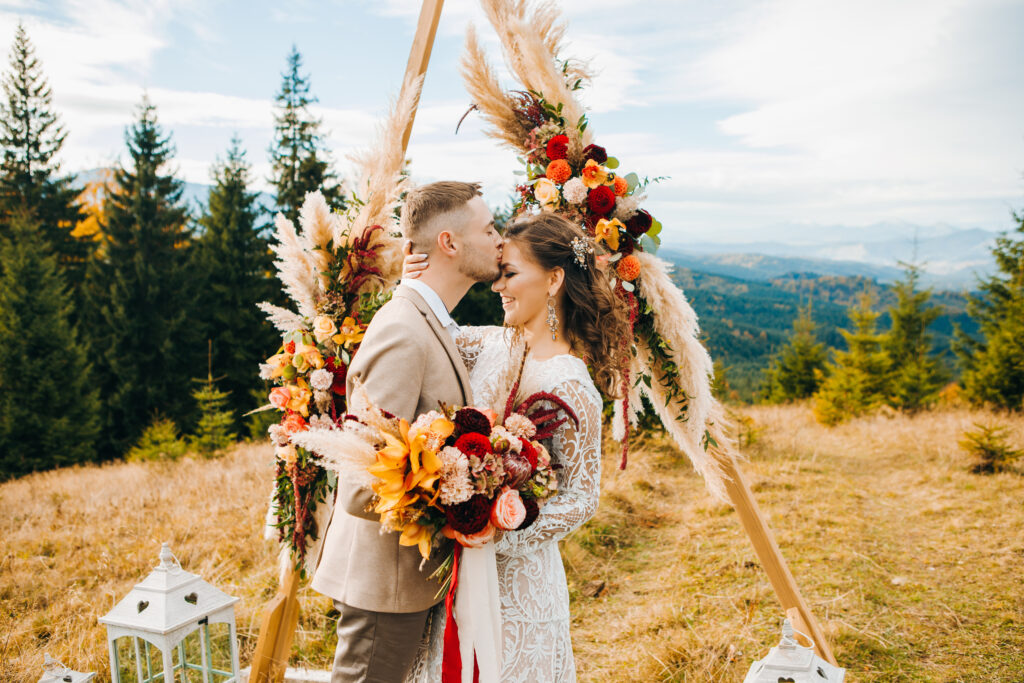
xmin=720 ymin=453 xmax=837 ymax=664
xmin=247 ymin=2 xmax=445 ymax=680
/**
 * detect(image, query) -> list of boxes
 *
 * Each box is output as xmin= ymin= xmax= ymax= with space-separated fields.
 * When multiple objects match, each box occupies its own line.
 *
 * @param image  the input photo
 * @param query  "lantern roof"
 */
xmin=99 ymin=543 xmax=238 ymax=636
xmin=743 ymin=619 xmax=845 ymax=683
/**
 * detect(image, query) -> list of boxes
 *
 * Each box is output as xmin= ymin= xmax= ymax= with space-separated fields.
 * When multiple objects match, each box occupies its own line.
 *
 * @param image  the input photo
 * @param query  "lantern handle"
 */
xmin=157 ymin=542 xmax=183 ymax=572
xmin=780 ymin=618 xmax=814 ymax=650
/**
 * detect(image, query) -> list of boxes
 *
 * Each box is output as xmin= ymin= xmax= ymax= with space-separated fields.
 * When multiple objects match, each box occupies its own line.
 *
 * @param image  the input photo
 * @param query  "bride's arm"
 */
xmin=494 ymin=378 xmax=602 ymax=558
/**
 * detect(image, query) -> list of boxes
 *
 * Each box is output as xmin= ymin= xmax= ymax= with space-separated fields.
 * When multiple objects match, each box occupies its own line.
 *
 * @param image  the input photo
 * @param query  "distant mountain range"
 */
xmin=662 ymin=225 xmax=998 ymax=290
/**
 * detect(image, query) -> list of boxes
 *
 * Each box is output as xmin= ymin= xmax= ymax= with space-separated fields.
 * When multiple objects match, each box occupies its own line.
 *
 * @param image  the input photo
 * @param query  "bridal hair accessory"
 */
xmin=571 ymin=235 xmax=594 ymax=269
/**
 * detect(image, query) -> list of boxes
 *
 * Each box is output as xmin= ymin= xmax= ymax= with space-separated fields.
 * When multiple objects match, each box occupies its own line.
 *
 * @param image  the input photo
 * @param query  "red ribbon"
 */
xmin=441 ymin=544 xmax=479 ymax=683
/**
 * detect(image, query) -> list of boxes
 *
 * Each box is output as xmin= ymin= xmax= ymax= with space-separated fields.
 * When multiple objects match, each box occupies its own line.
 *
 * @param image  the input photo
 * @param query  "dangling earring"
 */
xmin=546 ymin=296 xmax=558 ymax=341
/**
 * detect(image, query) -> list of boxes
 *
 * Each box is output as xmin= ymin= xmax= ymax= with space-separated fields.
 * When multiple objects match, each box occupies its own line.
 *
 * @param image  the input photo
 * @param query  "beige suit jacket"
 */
xmin=310 ymin=284 xmax=472 ymax=613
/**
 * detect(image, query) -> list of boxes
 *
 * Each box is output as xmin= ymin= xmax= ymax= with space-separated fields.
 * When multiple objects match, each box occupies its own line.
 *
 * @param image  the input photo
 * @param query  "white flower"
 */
xmin=438 ymin=446 xmax=474 ymax=505
xmin=308 ymin=413 xmax=335 ymax=430
xmin=504 ymin=413 xmax=537 ymax=440
xmin=612 ymin=193 xmax=645 ymax=222
xmin=310 ymin=368 xmax=333 ymax=391
xmin=258 ymin=363 xmax=275 ymax=380
xmin=268 ymin=424 xmax=290 ymax=446
xmin=562 ymin=177 xmax=587 ymax=204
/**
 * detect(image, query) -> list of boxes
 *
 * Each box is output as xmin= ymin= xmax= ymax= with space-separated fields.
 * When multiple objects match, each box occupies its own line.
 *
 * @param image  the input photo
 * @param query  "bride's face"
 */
xmin=491 ymin=240 xmax=556 ymax=328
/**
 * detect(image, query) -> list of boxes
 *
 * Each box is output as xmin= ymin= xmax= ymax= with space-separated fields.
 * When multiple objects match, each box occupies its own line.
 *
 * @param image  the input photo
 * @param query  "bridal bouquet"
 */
xmin=365 ymin=403 xmax=560 ymax=562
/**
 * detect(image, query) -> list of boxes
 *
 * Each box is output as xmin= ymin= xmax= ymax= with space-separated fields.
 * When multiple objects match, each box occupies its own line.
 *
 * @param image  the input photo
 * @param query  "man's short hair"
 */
xmin=401 ymin=181 xmax=483 ymax=251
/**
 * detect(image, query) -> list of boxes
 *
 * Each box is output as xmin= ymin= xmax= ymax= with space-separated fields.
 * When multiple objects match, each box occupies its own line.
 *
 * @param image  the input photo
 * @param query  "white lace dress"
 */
xmin=406 ymin=326 xmax=603 ymax=682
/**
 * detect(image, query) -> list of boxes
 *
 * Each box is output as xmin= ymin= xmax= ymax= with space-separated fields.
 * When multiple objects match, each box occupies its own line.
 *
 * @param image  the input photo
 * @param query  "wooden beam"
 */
xmin=400 ymin=0 xmax=445 ymax=151
xmin=719 ymin=453 xmax=837 ymax=664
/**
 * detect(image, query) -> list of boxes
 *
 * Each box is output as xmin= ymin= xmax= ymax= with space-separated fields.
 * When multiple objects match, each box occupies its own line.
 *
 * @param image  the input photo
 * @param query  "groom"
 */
xmin=311 ymin=180 xmax=503 ymax=682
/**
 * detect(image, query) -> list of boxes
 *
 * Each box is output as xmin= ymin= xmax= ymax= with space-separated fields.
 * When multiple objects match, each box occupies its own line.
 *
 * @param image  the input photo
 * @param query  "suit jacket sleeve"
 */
xmin=336 ymin=311 xmax=427 ymax=520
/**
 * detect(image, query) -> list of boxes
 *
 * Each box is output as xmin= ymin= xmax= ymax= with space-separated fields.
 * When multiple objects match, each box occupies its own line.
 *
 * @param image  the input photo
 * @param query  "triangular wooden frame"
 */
xmin=248 ymin=2 xmax=836 ymax=679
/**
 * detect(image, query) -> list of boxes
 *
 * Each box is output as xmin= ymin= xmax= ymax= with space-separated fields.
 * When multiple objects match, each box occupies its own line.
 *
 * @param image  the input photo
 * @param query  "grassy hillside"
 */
xmin=2 ymin=406 xmax=1022 ymax=681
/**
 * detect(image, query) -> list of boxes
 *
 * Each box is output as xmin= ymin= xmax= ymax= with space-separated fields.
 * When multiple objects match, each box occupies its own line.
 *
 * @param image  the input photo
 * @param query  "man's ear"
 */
xmin=436 ymin=229 xmax=458 ymax=257
xmin=547 ymin=267 xmax=565 ymax=297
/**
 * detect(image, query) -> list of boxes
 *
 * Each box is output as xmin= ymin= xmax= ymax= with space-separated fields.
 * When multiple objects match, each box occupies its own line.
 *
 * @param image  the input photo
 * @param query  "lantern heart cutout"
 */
xmin=184 ymin=592 xmax=198 ymax=605
xmin=778 ymin=678 xmax=796 ymax=683
xmin=137 ymin=600 xmax=149 ymax=613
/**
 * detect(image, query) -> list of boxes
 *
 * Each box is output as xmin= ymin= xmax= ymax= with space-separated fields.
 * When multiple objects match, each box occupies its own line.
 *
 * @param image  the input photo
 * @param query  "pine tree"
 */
xmin=85 ymin=96 xmax=197 ymax=458
xmin=884 ymin=261 xmax=946 ymax=411
xmin=813 ymin=291 xmax=891 ymax=425
xmin=956 ymin=210 xmax=1024 ymax=409
xmin=762 ymin=301 xmax=827 ymax=403
xmin=0 ymin=23 xmax=87 ymax=283
xmin=0 ymin=213 xmax=99 ymax=479
xmin=190 ymin=342 xmax=236 ymax=457
xmin=269 ymin=46 xmax=344 ymax=223
xmin=192 ymin=136 xmax=278 ymax=427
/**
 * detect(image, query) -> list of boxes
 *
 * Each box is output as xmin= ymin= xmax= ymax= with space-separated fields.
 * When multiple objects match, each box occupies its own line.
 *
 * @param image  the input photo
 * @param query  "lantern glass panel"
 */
xmin=173 ymin=623 xmax=235 ymax=683
xmin=112 ymin=636 xmax=166 ymax=683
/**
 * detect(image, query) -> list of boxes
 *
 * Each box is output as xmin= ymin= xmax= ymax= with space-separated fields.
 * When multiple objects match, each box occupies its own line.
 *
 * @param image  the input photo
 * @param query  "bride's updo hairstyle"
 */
xmin=504 ymin=212 xmax=631 ymax=398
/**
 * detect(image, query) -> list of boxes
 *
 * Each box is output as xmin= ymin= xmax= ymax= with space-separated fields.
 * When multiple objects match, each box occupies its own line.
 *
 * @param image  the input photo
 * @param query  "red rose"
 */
xmin=583 ymin=144 xmax=607 ymax=164
xmin=626 ymin=209 xmax=653 ymax=236
xmin=587 ymin=185 xmax=616 ymax=215
xmin=445 ymin=494 xmax=492 ymax=535
xmin=519 ymin=438 xmax=538 ymax=471
xmin=454 ymin=407 xmax=492 ymax=436
xmin=455 ymin=432 xmax=492 ymax=458
xmin=546 ymin=134 xmax=569 ymax=161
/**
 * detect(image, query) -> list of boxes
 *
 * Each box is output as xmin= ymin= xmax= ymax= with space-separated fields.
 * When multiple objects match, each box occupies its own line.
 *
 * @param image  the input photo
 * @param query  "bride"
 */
xmin=403 ymin=212 xmax=631 ymax=682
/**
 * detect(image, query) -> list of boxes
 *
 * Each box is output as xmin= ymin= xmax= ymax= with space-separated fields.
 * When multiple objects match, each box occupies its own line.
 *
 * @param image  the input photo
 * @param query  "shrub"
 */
xmin=959 ymin=423 xmax=1022 ymax=474
xmin=126 ymin=417 xmax=188 ymax=462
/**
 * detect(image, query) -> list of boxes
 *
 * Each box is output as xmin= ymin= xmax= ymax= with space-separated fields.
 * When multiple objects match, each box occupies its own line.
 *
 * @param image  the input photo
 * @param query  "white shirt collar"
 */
xmin=401 ymin=278 xmax=459 ymax=332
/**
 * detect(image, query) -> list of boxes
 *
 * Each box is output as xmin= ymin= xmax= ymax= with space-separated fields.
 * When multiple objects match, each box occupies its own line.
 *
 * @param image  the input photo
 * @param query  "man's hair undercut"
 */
xmin=401 ymin=181 xmax=483 ymax=252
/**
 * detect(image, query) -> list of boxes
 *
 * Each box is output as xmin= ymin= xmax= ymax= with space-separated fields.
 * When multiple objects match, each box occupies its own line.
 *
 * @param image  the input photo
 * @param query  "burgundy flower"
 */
xmin=503 ymin=452 xmax=532 ymax=488
xmin=446 ymin=494 xmax=492 ymax=535
xmin=519 ymin=438 xmax=538 ymax=471
xmin=519 ymin=497 xmax=540 ymax=530
xmin=582 ymin=144 xmax=607 ymax=164
xmin=618 ymin=237 xmax=635 ymax=255
xmin=626 ymin=209 xmax=653 ymax=236
xmin=455 ymin=432 xmax=492 ymax=459
xmin=454 ymin=407 xmax=492 ymax=437
xmin=587 ymin=185 xmax=616 ymax=216
xmin=546 ymin=134 xmax=569 ymax=161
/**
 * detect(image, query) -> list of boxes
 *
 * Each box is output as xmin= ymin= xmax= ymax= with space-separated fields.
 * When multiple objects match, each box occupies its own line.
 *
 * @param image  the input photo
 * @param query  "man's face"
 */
xmin=455 ymin=196 xmax=503 ymax=283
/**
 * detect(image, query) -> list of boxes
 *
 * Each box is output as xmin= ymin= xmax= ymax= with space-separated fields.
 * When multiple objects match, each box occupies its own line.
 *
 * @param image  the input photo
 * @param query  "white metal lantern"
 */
xmin=99 ymin=542 xmax=240 ymax=683
xmin=38 ymin=653 xmax=96 ymax=683
xmin=744 ymin=619 xmax=845 ymax=683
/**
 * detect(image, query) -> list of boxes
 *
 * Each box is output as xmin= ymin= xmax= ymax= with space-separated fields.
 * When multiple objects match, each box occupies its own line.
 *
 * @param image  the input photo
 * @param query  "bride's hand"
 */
xmin=402 ymin=239 xmax=429 ymax=279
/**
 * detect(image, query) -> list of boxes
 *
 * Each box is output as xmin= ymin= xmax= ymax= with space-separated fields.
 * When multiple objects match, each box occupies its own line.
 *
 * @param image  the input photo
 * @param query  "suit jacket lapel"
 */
xmin=394 ymin=285 xmax=473 ymax=405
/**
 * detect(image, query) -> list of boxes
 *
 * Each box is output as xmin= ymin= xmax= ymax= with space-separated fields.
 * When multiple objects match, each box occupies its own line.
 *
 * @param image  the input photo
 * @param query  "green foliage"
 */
xmin=269 ymin=46 xmax=344 ymax=223
xmin=957 ymin=210 xmax=1024 ymax=410
xmin=959 ymin=423 xmax=1022 ymax=474
xmin=762 ymin=301 xmax=827 ymax=403
xmin=0 ymin=213 xmax=99 ymax=480
xmin=884 ymin=262 xmax=946 ymax=411
xmin=711 ymin=359 xmax=733 ymax=402
xmin=813 ymin=291 xmax=891 ymax=425
xmin=192 ymin=137 xmax=278 ymax=429
xmin=84 ymin=97 xmax=198 ymax=458
xmin=0 ymin=23 xmax=87 ymax=286
xmin=126 ymin=417 xmax=187 ymax=462
xmin=190 ymin=366 xmax=235 ymax=457
xmin=452 ymin=282 xmax=505 ymax=327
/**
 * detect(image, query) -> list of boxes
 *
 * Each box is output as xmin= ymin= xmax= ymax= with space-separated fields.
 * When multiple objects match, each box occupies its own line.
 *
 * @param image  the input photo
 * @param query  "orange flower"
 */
xmin=594 ymin=218 xmax=623 ymax=251
xmin=282 ymin=412 xmax=309 ymax=433
xmin=616 ymin=254 xmax=641 ymax=281
xmin=580 ymin=160 xmax=609 ymax=189
xmin=613 ymin=176 xmax=629 ymax=196
xmin=545 ymin=159 xmax=572 ymax=184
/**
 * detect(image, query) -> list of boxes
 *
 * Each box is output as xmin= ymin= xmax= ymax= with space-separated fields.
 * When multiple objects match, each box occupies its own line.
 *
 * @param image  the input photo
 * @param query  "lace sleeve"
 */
xmin=456 ymin=326 xmax=523 ymax=414
xmin=494 ymin=377 xmax=603 ymax=558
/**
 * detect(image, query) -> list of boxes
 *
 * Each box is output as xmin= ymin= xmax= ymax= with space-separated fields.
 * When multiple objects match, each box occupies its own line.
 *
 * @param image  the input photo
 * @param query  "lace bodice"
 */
xmin=407 ymin=326 xmax=603 ymax=682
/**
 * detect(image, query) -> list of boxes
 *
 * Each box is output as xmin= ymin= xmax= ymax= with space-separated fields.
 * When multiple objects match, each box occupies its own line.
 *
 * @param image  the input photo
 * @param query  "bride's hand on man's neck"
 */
xmin=521 ymin=314 xmax=572 ymax=361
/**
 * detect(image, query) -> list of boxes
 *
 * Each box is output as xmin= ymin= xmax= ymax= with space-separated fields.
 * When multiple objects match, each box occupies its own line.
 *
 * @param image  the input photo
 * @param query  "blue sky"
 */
xmin=8 ymin=0 xmax=1024 ymax=244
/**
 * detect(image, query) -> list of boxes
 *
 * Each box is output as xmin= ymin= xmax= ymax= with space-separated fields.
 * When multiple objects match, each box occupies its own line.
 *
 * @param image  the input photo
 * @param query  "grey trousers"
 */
xmin=330 ymin=600 xmax=431 ymax=683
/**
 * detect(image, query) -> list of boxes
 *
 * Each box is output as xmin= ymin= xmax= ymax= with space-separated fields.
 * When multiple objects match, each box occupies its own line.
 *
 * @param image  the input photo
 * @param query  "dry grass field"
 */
xmin=2 ymin=404 xmax=1022 ymax=682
